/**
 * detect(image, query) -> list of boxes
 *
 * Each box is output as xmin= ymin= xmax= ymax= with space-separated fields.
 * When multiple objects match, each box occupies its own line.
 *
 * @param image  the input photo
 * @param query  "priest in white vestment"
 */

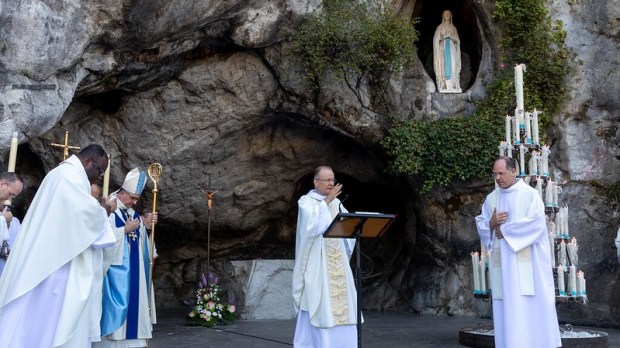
xmin=0 ymin=172 xmax=25 ymax=275
xmin=0 ymin=145 xmax=115 ymax=348
xmin=476 ymin=157 xmax=561 ymax=348
xmin=292 ymin=166 xmax=358 ymax=348
xmin=97 ymin=168 xmax=158 ymax=348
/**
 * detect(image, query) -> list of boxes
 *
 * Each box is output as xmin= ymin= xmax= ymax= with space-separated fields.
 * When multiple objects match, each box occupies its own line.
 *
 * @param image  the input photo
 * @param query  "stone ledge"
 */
xmin=231 ymin=259 xmax=296 ymax=320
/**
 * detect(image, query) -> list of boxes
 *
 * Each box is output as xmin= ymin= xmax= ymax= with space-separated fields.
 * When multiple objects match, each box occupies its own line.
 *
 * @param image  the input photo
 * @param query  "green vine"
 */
xmin=288 ymin=0 xmax=418 ymax=113
xmin=381 ymin=0 xmax=570 ymax=192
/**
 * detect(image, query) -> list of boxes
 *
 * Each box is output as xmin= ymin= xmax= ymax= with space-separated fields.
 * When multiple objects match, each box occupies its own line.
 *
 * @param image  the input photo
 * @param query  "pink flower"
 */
xmin=228 ymin=305 xmax=236 ymax=313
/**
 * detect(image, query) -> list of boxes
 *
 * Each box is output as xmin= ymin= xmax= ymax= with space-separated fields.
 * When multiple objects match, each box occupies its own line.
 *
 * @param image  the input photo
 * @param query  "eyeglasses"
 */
xmin=123 ymin=192 xmax=140 ymax=202
xmin=315 ymin=178 xmax=337 ymax=184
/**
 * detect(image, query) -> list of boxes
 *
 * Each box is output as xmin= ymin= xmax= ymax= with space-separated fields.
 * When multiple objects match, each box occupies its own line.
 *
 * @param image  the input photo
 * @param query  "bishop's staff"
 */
xmin=146 ymin=163 xmax=162 ymax=317
xmin=147 ymin=163 xmax=162 ymax=271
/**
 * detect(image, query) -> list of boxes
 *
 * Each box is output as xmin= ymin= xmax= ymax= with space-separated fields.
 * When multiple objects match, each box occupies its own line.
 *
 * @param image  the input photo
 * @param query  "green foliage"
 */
xmin=381 ymin=0 xmax=569 ymax=192
xmin=288 ymin=0 xmax=418 ymax=86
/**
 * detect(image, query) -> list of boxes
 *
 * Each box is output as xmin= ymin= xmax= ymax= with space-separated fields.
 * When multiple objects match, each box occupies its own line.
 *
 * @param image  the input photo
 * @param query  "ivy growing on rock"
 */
xmin=381 ymin=0 xmax=570 ymax=192
xmin=288 ymin=0 xmax=418 ymax=114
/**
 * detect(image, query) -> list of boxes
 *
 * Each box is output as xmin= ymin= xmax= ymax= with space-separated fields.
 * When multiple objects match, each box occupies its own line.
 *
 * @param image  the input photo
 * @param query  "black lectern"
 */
xmin=323 ymin=212 xmax=396 ymax=348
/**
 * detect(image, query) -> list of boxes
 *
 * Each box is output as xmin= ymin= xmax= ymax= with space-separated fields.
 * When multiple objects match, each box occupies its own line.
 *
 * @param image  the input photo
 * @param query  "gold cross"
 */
xmin=51 ymin=130 xmax=80 ymax=160
xmin=128 ymin=231 xmax=138 ymax=241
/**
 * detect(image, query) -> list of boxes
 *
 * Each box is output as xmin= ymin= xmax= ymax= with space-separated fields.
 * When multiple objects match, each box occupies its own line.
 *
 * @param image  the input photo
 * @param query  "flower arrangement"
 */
xmin=187 ymin=272 xmax=237 ymax=327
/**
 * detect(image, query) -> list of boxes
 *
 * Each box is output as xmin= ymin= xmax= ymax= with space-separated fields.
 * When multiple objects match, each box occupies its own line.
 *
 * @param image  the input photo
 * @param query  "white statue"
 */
xmin=433 ymin=10 xmax=462 ymax=93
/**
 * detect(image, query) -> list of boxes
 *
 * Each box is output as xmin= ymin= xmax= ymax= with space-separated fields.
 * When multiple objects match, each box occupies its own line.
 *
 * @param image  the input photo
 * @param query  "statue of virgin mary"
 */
xmin=433 ymin=10 xmax=462 ymax=93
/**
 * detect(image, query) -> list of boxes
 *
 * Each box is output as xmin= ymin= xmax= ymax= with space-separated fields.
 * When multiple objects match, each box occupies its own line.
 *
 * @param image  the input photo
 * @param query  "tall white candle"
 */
xmin=582 ymin=278 xmax=586 ymax=296
xmin=102 ymin=155 xmax=111 ymax=198
xmin=7 ymin=131 xmax=18 ymax=172
xmin=557 ymin=264 xmax=565 ymax=295
xmin=536 ymin=177 xmax=543 ymax=199
xmin=541 ymin=145 xmax=550 ymax=176
xmin=569 ymin=265 xmax=577 ymax=296
xmin=514 ymin=64 xmax=526 ymax=110
xmin=471 ymin=252 xmax=480 ymax=292
xmin=577 ymin=271 xmax=584 ymax=295
xmin=528 ymin=151 xmax=538 ymax=175
xmin=525 ymin=112 xmax=532 ymax=144
xmin=519 ymin=144 xmax=526 ymax=176
xmin=559 ymin=239 xmax=567 ymax=268
xmin=479 ymin=260 xmax=486 ymax=293
xmin=532 ymin=109 xmax=540 ymax=145
xmin=548 ymin=231 xmax=556 ymax=267
xmin=564 ymin=206 xmax=570 ymax=237
xmin=556 ymin=207 xmax=564 ymax=237
xmin=545 ymin=180 xmax=554 ymax=207
xmin=505 ymin=115 xmax=512 ymax=144
xmin=553 ymin=183 xmax=559 ymax=207
xmin=513 ymin=110 xmax=520 ymax=145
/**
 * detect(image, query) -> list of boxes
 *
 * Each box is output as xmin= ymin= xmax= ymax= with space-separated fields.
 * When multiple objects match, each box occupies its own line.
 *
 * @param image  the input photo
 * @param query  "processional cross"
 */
xmin=51 ymin=130 xmax=80 ymax=160
xmin=199 ymin=176 xmax=220 ymax=287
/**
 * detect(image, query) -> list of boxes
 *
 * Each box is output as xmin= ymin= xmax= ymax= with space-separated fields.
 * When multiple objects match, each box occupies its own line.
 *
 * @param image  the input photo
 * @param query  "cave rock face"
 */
xmin=1 ymin=0 xmax=619 ymax=326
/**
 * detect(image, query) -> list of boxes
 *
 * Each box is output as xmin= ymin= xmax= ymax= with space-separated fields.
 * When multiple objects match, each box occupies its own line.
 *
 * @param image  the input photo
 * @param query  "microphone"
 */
xmin=339 ymin=194 xmax=349 ymax=213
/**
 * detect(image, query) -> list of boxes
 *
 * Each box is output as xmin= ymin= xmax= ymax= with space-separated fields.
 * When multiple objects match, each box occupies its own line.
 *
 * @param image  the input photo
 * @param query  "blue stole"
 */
xmin=100 ymin=209 xmax=151 ymax=338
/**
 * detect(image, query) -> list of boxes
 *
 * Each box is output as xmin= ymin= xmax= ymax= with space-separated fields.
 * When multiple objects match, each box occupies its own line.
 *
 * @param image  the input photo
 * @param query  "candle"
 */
xmin=528 ymin=151 xmax=538 ymax=175
xmin=471 ymin=252 xmax=480 ymax=293
xmin=557 ymin=264 xmax=565 ymax=295
xmin=532 ymin=109 xmax=540 ymax=145
xmin=553 ymin=183 xmax=559 ymax=208
xmin=548 ymin=231 xmax=556 ymax=267
xmin=556 ymin=207 xmax=564 ymax=237
xmin=563 ymin=206 xmax=570 ymax=237
xmin=505 ymin=115 xmax=512 ymax=144
xmin=569 ymin=265 xmax=577 ymax=296
xmin=102 ymin=155 xmax=111 ymax=198
xmin=536 ymin=177 xmax=543 ymax=199
xmin=545 ymin=180 xmax=554 ymax=208
xmin=514 ymin=64 xmax=526 ymax=117
xmin=525 ymin=112 xmax=532 ymax=144
xmin=7 ymin=131 xmax=18 ymax=172
xmin=541 ymin=145 xmax=550 ymax=176
xmin=513 ymin=110 xmax=520 ymax=145
xmin=559 ymin=239 xmax=567 ymax=268
xmin=582 ymin=278 xmax=587 ymax=296
xmin=519 ymin=144 xmax=526 ymax=176
xmin=498 ymin=141 xmax=505 ymax=157
xmin=577 ymin=271 xmax=584 ymax=295
xmin=479 ymin=260 xmax=486 ymax=294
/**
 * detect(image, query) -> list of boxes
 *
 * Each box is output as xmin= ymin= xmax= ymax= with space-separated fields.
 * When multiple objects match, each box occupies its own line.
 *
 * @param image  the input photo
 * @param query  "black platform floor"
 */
xmin=150 ymin=308 xmax=620 ymax=347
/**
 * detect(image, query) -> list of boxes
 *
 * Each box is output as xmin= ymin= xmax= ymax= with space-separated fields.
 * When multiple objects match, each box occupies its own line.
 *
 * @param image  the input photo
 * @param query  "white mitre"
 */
xmin=121 ymin=168 xmax=147 ymax=195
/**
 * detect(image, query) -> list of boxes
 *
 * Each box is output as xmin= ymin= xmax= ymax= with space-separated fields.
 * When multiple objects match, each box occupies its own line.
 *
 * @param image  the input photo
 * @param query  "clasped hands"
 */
xmin=490 ymin=208 xmax=509 ymax=239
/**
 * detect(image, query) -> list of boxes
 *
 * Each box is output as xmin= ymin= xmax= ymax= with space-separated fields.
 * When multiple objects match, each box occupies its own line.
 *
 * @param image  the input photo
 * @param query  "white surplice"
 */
xmin=0 ymin=155 xmax=113 ymax=348
xmin=476 ymin=179 xmax=562 ymax=348
xmin=292 ymin=190 xmax=358 ymax=348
